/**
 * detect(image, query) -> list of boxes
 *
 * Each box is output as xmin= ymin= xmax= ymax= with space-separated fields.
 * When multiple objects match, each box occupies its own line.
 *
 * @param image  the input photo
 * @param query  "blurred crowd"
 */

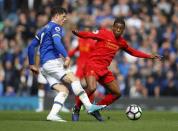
xmin=0 ymin=0 xmax=178 ymax=98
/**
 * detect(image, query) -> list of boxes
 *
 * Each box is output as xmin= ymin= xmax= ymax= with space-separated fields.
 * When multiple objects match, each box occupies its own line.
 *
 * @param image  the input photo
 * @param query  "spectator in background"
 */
xmin=162 ymin=78 xmax=178 ymax=96
xmin=112 ymin=0 xmax=130 ymax=17
xmin=130 ymin=78 xmax=148 ymax=98
xmin=0 ymin=63 xmax=4 ymax=96
xmin=145 ymin=74 xmax=160 ymax=97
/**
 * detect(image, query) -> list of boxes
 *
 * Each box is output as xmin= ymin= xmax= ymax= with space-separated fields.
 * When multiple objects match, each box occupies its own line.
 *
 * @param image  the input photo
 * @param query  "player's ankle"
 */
xmin=76 ymin=104 xmax=82 ymax=110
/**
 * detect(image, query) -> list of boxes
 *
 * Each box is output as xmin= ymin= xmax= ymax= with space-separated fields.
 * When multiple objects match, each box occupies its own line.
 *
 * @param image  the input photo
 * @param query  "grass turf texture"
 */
xmin=0 ymin=111 xmax=177 ymax=131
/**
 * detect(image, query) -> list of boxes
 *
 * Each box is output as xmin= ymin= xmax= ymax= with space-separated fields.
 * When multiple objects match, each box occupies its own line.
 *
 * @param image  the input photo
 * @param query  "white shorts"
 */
xmin=41 ymin=58 xmax=72 ymax=87
xmin=38 ymin=69 xmax=48 ymax=84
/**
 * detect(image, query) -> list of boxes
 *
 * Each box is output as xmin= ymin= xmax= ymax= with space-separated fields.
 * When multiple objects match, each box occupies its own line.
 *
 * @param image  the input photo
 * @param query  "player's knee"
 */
xmin=86 ymin=84 xmax=96 ymax=94
xmin=115 ymin=91 xmax=121 ymax=98
xmin=80 ymin=79 xmax=87 ymax=88
xmin=63 ymin=87 xmax=69 ymax=95
xmin=71 ymin=75 xmax=79 ymax=82
xmin=54 ymin=91 xmax=68 ymax=103
xmin=112 ymin=89 xmax=121 ymax=98
xmin=71 ymin=81 xmax=85 ymax=96
xmin=63 ymin=72 xmax=79 ymax=83
xmin=53 ymin=84 xmax=69 ymax=94
xmin=90 ymin=87 xmax=96 ymax=93
xmin=38 ymin=83 xmax=45 ymax=89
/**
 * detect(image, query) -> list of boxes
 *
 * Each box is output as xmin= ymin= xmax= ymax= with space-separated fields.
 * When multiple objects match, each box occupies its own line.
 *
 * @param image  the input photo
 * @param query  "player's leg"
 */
xmin=62 ymin=72 xmax=105 ymax=113
xmin=72 ymin=75 xmax=97 ymax=121
xmin=97 ymin=79 xmax=121 ymax=105
xmin=74 ymin=64 xmax=99 ymax=110
xmin=75 ymin=76 xmax=97 ymax=109
xmin=47 ymin=83 xmax=69 ymax=122
xmin=36 ymin=83 xmax=45 ymax=112
xmin=83 ymin=75 xmax=110 ymax=122
xmin=73 ymin=77 xmax=95 ymax=117
xmin=89 ymin=80 xmax=121 ymax=122
xmin=42 ymin=59 xmax=105 ymax=122
xmin=37 ymin=69 xmax=69 ymax=113
xmin=41 ymin=60 xmax=69 ymax=122
xmin=74 ymin=67 xmax=95 ymax=110
xmin=85 ymin=76 xmax=106 ymax=121
xmin=90 ymin=72 xmax=121 ymax=121
xmin=36 ymin=71 xmax=47 ymax=112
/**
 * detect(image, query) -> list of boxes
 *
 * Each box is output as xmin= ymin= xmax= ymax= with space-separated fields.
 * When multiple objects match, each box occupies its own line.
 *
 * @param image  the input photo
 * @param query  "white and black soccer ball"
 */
xmin=125 ymin=104 xmax=142 ymax=120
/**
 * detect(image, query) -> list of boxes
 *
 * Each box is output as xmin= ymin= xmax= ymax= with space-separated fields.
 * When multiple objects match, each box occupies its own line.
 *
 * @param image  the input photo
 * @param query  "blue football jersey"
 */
xmin=34 ymin=21 xmax=67 ymax=64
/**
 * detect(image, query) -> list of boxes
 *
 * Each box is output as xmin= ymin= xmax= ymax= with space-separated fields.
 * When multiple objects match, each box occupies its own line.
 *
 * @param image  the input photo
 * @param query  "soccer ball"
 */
xmin=125 ymin=104 xmax=142 ymax=120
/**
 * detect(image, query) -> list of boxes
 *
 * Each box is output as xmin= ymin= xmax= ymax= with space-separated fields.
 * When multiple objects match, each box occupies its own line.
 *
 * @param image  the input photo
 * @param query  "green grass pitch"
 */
xmin=0 ymin=110 xmax=177 ymax=131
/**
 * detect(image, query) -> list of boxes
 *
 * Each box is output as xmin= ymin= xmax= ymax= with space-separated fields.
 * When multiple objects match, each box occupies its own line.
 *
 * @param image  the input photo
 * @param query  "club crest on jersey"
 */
xmin=55 ymin=27 xmax=61 ymax=32
xmin=106 ymin=41 xmax=119 ymax=50
xmin=92 ymin=30 xmax=99 ymax=34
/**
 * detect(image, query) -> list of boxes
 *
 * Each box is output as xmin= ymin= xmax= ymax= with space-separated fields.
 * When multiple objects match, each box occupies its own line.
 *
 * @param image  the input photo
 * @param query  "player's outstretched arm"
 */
xmin=72 ymin=30 xmax=79 ymax=36
xmin=149 ymin=54 xmax=163 ymax=61
xmin=68 ymin=46 xmax=79 ymax=57
xmin=72 ymin=30 xmax=102 ymax=40
xmin=123 ymin=46 xmax=163 ymax=60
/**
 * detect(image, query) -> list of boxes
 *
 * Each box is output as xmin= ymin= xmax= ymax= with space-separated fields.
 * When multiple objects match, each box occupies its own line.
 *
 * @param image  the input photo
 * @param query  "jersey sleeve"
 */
xmin=68 ymin=46 xmax=79 ymax=57
xmin=73 ymin=30 xmax=103 ymax=40
xmin=35 ymin=34 xmax=40 ymax=41
xmin=51 ymin=25 xmax=68 ymax=58
xmin=51 ymin=25 xmax=63 ymax=39
xmin=28 ymin=37 xmax=40 ymax=65
xmin=122 ymin=40 xmax=152 ymax=58
xmin=35 ymin=33 xmax=40 ymax=55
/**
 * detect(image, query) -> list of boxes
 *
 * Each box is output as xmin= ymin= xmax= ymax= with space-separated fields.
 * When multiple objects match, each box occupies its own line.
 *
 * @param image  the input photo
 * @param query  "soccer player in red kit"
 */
xmin=68 ymin=26 xmax=96 ymax=80
xmin=72 ymin=17 xmax=162 ymax=121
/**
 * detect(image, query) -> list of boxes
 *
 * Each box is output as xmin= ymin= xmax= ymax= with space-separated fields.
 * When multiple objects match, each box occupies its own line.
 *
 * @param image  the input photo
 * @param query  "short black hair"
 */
xmin=51 ymin=6 xmax=67 ymax=17
xmin=114 ymin=17 xmax=125 ymax=27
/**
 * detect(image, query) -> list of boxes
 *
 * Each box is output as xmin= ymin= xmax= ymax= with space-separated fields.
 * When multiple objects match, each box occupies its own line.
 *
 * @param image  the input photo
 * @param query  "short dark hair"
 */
xmin=51 ymin=6 xmax=67 ymax=17
xmin=114 ymin=17 xmax=125 ymax=27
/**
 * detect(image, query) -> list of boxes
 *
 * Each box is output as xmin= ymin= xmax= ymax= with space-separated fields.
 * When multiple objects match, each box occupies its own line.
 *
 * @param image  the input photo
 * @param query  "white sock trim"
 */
xmin=71 ymin=81 xmax=84 ymax=96
xmin=38 ymin=89 xmax=45 ymax=97
xmin=71 ymin=81 xmax=92 ymax=109
xmin=48 ymin=92 xmax=68 ymax=116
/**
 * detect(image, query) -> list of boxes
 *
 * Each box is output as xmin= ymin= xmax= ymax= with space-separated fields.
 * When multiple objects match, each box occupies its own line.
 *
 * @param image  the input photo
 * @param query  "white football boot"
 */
xmin=47 ymin=115 xmax=67 ymax=122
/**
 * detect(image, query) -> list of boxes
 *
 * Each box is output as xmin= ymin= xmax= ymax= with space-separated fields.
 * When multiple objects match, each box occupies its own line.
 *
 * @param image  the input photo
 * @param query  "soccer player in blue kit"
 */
xmin=28 ymin=7 xmax=105 ymax=122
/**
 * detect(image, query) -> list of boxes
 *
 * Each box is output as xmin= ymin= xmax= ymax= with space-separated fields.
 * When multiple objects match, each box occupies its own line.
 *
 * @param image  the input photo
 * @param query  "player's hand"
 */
xmin=64 ymin=57 xmax=71 ymax=69
xmin=29 ymin=65 xmax=39 ymax=75
xmin=72 ymin=30 xmax=79 ymax=35
xmin=150 ymin=54 xmax=163 ymax=61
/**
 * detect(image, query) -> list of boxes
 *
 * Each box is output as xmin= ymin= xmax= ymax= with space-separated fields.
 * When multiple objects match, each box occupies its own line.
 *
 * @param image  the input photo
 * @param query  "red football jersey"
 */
xmin=77 ymin=38 xmax=96 ymax=64
xmin=75 ymin=28 xmax=152 ymax=69
xmin=68 ymin=37 xmax=96 ymax=78
xmin=68 ymin=37 xmax=96 ymax=65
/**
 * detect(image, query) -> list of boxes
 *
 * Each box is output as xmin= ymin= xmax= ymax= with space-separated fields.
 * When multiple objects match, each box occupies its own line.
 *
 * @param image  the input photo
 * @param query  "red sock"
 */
xmin=75 ymin=93 xmax=94 ymax=109
xmin=97 ymin=93 xmax=119 ymax=106
xmin=89 ymin=94 xmax=94 ymax=103
xmin=75 ymin=96 xmax=82 ymax=108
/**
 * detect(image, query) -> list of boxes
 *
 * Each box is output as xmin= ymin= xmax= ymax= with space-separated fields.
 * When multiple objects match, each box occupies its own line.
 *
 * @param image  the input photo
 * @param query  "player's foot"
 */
xmin=72 ymin=105 xmax=80 ymax=121
xmin=35 ymin=108 xmax=44 ymax=112
xmin=90 ymin=110 xmax=104 ymax=121
xmin=61 ymin=106 xmax=70 ymax=113
xmin=87 ymin=104 xmax=106 ymax=113
xmin=47 ymin=115 xmax=67 ymax=122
